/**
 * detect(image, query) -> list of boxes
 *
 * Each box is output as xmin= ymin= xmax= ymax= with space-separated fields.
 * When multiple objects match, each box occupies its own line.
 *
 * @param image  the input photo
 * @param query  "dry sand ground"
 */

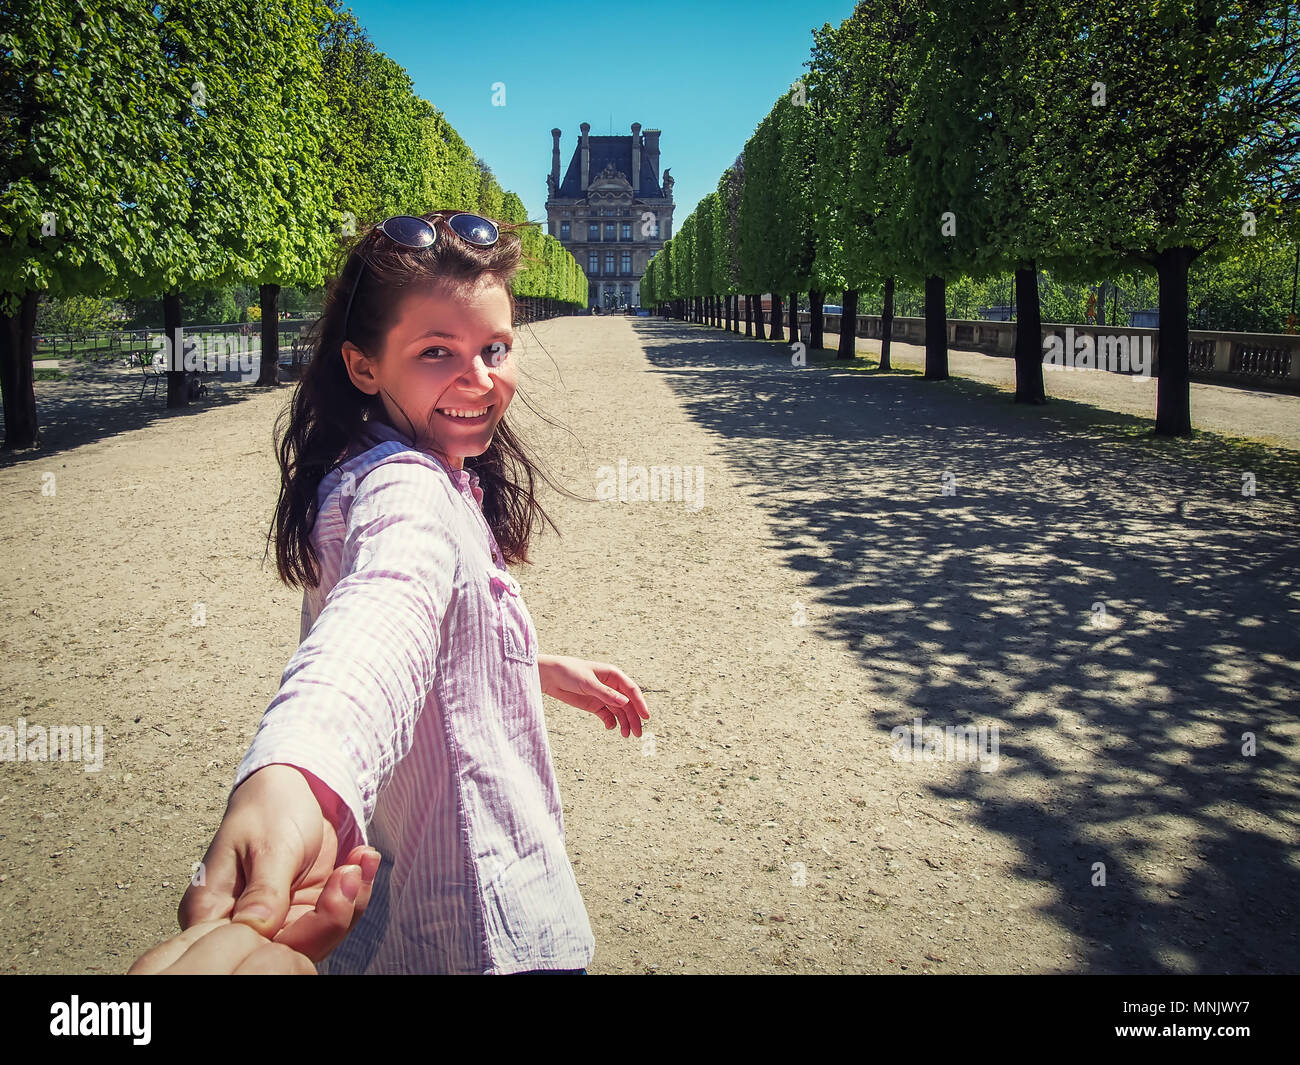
xmin=2 ymin=317 xmax=1298 ymax=974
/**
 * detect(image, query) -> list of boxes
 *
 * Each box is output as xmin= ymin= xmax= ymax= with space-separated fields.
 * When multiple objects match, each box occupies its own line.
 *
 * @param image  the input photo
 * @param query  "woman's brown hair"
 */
xmin=264 ymin=210 xmax=576 ymax=589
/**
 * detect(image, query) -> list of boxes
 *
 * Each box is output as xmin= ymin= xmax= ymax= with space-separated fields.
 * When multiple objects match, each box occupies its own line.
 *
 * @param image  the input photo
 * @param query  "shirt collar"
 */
xmin=358 ymin=417 xmax=481 ymax=489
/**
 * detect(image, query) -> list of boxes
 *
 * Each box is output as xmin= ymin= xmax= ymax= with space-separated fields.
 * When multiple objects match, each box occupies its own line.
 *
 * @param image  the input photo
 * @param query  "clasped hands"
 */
xmin=127 ymin=656 xmax=647 ymax=974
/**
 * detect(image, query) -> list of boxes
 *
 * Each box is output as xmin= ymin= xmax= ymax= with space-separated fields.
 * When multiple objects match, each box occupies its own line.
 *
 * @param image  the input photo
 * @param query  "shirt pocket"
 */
xmin=489 ymin=570 xmax=537 ymax=666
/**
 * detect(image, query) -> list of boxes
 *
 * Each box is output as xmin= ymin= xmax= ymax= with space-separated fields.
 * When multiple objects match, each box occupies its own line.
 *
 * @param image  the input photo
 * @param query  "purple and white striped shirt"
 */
xmin=231 ymin=418 xmax=595 ymax=973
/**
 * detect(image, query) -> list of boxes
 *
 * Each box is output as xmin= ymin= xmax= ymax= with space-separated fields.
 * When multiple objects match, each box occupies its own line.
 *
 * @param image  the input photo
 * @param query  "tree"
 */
xmin=1059 ymin=0 xmax=1300 ymax=435
xmin=0 ymin=0 xmax=182 ymax=445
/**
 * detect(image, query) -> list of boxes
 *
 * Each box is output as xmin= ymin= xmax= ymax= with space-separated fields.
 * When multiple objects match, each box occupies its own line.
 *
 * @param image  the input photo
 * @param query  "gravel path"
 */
xmin=2 ymin=317 xmax=1297 ymax=974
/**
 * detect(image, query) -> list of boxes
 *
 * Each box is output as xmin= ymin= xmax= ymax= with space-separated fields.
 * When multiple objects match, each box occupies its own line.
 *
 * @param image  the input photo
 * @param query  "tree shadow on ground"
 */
xmin=632 ymin=317 xmax=1300 ymax=975
xmin=0 ymin=363 xmax=293 ymax=469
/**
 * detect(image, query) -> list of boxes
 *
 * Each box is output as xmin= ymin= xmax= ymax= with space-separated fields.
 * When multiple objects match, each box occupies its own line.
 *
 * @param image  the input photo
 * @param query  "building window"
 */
xmin=560 ymin=220 xmax=570 ymax=240
xmin=621 ymin=222 xmax=631 ymax=240
xmin=621 ymin=251 xmax=631 ymax=274
xmin=588 ymin=252 xmax=598 ymax=274
xmin=621 ymin=283 xmax=632 ymax=306
xmin=604 ymin=223 xmax=616 ymax=241
xmin=588 ymin=223 xmax=599 ymax=241
xmin=604 ymin=252 xmax=615 ymax=274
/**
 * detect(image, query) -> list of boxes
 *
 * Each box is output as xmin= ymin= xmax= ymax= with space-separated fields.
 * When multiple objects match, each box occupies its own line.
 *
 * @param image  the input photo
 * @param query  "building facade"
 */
xmin=545 ymin=121 xmax=675 ymax=311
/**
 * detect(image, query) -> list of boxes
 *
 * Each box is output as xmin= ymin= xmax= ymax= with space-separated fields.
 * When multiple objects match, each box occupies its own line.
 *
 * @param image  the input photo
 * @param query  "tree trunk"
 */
xmin=1013 ymin=265 xmax=1046 ymax=403
xmin=164 ymin=291 xmax=188 ymax=408
xmin=0 ymin=290 xmax=40 ymax=449
xmin=1155 ymin=246 xmax=1195 ymax=436
xmin=924 ymin=275 xmax=948 ymax=379
xmin=744 ymin=295 xmax=753 ymax=336
xmin=810 ymin=290 xmax=824 ymax=350
xmin=724 ymin=294 xmax=732 ymax=332
xmin=257 ymin=283 xmax=281 ymax=386
xmin=754 ymin=296 xmax=766 ymax=340
xmin=788 ymin=291 xmax=798 ymax=346
xmin=879 ymin=277 xmax=894 ymax=372
xmin=770 ymin=292 xmax=784 ymax=342
xmin=836 ymin=289 xmax=858 ymax=360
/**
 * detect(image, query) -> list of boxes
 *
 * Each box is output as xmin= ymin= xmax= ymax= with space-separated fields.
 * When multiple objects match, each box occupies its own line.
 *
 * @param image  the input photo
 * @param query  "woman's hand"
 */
xmin=538 ymin=655 xmax=650 ymax=737
xmin=178 ymin=763 xmax=381 ymax=960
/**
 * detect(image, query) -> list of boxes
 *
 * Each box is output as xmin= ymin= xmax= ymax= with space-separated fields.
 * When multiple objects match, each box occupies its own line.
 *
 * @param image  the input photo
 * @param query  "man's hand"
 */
xmin=179 ymin=763 xmax=380 ymax=959
xmin=538 ymin=655 xmax=650 ymax=737
xmin=129 ymin=918 xmax=317 ymax=974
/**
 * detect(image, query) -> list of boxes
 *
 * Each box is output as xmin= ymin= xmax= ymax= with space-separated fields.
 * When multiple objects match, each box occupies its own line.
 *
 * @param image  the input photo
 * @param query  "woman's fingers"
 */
xmin=270 ymin=863 xmax=379 ymax=962
xmin=226 ymin=836 xmax=303 ymax=938
xmin=177 ymin=842 xmax=239 ymax=929
xmin=272 ymin=864 xmax=365 ymax=961
xmin=591 ymin=665 xmax=650 ymax=725
xmin=341 ymin=847 xmax=382 ymax=927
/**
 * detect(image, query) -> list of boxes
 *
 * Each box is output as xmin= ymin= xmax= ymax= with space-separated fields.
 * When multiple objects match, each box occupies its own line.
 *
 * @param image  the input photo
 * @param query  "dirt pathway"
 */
xmin=2 ymin=316 xmax=1297 ymax=973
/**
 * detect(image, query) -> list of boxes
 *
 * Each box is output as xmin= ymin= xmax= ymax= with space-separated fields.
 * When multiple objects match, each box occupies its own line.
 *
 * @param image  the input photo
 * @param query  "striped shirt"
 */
xmin=231 ymin=417 xmax=595 ymax=974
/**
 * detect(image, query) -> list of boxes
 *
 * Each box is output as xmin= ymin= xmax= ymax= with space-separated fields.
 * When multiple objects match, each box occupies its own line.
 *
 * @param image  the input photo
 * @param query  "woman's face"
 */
xmin=341 ymin=280 xmax=517 ymax=470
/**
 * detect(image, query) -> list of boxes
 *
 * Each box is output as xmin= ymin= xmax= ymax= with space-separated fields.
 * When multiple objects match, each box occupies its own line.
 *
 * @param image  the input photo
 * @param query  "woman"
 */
xmin=139 ymin=211 xmax=647 ymax=974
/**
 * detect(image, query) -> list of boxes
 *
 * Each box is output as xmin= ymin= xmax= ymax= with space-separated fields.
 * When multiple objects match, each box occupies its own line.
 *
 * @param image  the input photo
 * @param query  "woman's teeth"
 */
xmin=437 ymin=406 xmax=490 ymax=419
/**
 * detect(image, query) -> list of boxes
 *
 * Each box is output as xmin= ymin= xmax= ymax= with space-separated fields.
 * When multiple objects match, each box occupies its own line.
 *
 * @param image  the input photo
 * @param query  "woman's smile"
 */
xmin=434 ymin=403 xmax=493 ymax=425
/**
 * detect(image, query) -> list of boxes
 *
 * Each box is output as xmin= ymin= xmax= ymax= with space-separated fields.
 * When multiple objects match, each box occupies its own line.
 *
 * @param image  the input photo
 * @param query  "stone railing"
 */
xmin=793 ymin=313 xmax=1300 ymax=392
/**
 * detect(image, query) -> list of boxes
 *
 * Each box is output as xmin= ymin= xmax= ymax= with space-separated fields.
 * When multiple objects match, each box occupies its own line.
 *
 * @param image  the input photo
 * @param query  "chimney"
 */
xmin=579 ymin=122 xmax=590 ymax=192
xmin=643 ymin=128 xmax=661 ymax=188
xmin=631 ymin=122 xmax=642 ymax=194
xmin=550 ymin=128 xmax=562 ymax=196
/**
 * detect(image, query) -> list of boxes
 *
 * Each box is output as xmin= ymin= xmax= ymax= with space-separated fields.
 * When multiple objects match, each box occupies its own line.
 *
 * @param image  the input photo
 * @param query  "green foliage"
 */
xmin=34 ymin=294 xmax=121 ymax=337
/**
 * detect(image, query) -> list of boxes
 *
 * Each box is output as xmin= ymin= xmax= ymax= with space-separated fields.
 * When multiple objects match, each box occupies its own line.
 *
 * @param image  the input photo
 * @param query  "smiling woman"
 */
xmin=270 ymin=210 xmax=567 ymax=582
xmin=147 ymin=209 xmax=653 ymax=976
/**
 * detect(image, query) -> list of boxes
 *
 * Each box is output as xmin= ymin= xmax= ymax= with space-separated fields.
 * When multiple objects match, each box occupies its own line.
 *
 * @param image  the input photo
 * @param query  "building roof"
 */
xmin=557 ymin=135 xmax=663 ymax=200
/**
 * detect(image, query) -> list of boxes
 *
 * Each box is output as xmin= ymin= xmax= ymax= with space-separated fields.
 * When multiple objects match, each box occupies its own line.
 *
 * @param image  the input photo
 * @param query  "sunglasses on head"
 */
xmin=341 ymin=212 xmax=501 ymax=343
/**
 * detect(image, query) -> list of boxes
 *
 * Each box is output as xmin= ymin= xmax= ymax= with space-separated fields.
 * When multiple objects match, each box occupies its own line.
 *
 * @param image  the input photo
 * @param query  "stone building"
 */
xmin=546 ymin=121 xmax=675 ymax=311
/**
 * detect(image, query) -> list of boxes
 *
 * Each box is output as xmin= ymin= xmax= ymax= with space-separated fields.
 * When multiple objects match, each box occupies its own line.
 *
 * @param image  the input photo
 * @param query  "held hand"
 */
xmin=128 ymin=857 xmax=368 ymax=974
xmin=178 ymin=763 xmax=381 ymax=961
xmin=538 ymin=655 xmax=650 ymax=737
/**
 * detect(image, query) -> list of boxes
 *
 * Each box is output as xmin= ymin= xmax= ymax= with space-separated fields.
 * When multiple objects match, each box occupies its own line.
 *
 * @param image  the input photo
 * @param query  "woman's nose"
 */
xmin=461 ymin=355 xmax=495 ymax=384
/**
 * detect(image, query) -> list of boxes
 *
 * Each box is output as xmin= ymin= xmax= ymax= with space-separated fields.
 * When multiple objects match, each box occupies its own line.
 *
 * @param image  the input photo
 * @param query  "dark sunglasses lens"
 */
xmin=447 ymin=213 xmax=499 ymax=246
xmin=380 ymin=215 xmax=436 ymax=247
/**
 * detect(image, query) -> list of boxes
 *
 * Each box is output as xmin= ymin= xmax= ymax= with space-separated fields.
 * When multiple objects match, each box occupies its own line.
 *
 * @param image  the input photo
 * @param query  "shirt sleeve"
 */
xmin=230 ymin=455 xmax=460 ymax=860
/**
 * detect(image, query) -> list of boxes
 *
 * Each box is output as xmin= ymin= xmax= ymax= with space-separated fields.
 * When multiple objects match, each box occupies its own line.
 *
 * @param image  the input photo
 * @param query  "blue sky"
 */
xmin=344 ymin=0 xmax=857 ymax=225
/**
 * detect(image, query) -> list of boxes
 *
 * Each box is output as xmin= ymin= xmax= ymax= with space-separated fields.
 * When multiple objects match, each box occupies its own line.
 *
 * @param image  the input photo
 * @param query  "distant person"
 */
xmin=165 ymin=211 xmax=649 ymax=974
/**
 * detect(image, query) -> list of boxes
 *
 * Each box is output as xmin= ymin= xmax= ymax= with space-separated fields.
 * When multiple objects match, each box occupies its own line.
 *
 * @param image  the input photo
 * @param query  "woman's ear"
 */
xmin=341 ymin=341 xmax=379 ymax=395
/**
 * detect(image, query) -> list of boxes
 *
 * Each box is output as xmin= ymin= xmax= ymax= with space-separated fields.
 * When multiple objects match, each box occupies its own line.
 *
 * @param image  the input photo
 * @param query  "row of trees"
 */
xmin=1 ymin=0 xmax=587 ymax=448
xmin=642 ymin=0 xmax=1300 ymax=436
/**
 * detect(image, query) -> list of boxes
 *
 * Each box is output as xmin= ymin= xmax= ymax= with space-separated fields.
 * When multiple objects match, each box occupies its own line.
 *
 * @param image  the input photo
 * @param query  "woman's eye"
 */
xmin=419 ymin=347 xmax=451 ymax=359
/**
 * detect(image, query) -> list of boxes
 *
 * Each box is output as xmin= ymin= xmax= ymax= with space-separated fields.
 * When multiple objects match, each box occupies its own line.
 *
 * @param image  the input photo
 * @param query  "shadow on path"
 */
xmin=633 ymin=318 xmax=1300 ymax=975
xmin=0 ymin=363 xmax=291 ymax=470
